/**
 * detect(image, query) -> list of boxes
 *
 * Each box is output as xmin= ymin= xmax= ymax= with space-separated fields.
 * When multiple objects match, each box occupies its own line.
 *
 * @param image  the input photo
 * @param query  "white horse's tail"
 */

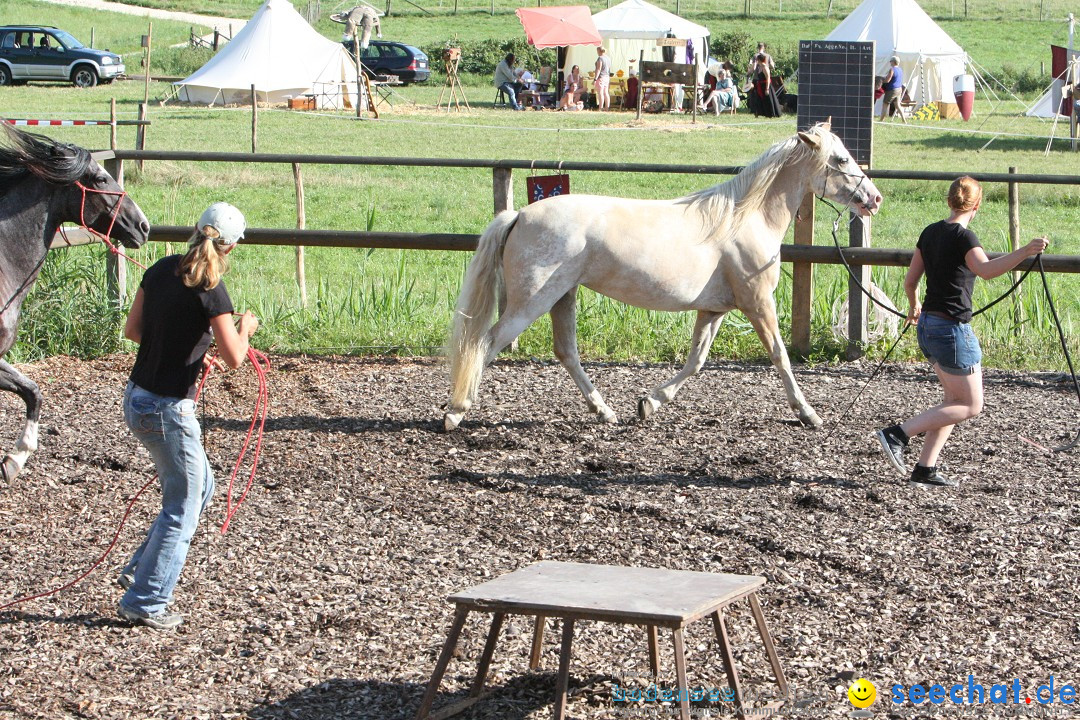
xmin=448 ymin=211 xmax=518 ymax=410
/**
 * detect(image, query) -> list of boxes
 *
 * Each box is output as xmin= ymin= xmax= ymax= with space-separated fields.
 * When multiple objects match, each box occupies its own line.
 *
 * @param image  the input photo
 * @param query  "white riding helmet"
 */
xmin=197 ymin=202 xmax=246 ymax=246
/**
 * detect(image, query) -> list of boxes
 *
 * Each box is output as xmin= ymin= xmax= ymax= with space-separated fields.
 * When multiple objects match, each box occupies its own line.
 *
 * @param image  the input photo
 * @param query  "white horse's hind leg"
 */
xmin=550 ymin=290 xmax=618 ymax=423
xmin=638 ymin=310 xmax=726 ymax=421
xmin=446 ymin=286 xmax=569 ymax=430
xmin=743 ymin=300 xmax=822 ymax=428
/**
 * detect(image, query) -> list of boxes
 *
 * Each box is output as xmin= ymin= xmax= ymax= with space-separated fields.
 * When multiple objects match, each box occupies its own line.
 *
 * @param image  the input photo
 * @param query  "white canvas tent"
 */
xmin=565 ymin=0 xmax=709 ymax=82
xmin=824 ymin=0 xmax=968 ymax=111
xmin=176 ymin=0 xmax=359 ymax=109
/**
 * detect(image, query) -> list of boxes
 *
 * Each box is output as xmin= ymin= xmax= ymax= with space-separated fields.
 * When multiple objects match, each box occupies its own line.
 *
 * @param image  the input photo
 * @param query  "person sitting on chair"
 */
xmin=494 ymin=53 xmax=525 ymax=111
xmin=558 ymin=65 xmax=586 ymax=110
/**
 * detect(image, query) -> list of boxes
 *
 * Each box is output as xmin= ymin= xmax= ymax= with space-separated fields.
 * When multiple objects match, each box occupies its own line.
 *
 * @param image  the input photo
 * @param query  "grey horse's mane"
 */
xmin=682 ymin=125 xmax=830 ymax=235
xmin=0 ymin=124 xmax=92 ymax=190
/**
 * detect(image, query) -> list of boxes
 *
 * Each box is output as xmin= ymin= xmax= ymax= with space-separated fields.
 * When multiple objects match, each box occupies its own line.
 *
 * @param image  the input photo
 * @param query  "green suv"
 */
xmin=0 ymin=26 xmax=125 ymax=88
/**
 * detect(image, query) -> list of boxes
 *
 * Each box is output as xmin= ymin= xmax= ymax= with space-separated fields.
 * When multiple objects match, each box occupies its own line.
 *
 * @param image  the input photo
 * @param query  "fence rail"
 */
xmin=89 ymin=150 xmax=1078 ymax=358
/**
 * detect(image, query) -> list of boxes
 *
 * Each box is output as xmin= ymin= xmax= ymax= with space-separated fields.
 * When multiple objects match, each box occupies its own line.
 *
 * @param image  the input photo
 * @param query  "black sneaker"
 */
xmin=909 ymin=465 xmax=958 ymax=490
xmin=874 ymin=426 xmax=908 ymax=475
xmin=117 ymin=602 xmax=183 ymax=630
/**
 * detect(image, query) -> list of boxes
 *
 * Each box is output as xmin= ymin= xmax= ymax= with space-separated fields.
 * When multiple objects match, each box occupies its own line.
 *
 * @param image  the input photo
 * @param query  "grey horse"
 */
xmin=0 ymin=125 xmax=149 ymax=482
xmin=331 ymin=5 xmax=382 ymax=50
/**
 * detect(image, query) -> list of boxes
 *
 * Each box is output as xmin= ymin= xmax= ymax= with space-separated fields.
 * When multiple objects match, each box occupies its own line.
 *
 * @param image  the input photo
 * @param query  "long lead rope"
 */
xmin=0 ymin=347 xmax=268 ymax=612
xmin=819 ymin=198 xmax=1076 ymax=451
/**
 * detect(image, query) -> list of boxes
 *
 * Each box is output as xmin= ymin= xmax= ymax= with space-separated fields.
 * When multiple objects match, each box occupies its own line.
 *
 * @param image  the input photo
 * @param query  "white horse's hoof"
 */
xmin=637 ymin=396 xmax=659 ymax=421
xmin=800 ymin=411 xmax=823 ymax=429
xmin=1 ymin=455 xmax=21 ymax=483
xmin=443 ymin=412 xmax=464 ymax=433
xmin=597 ymin=409 xmax=619 ymax=424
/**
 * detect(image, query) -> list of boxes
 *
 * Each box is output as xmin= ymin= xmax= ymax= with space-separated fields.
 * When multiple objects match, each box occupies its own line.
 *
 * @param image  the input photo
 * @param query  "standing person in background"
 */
xmin=594 ymin=46 xmax=611 ymax=111
xmin=875 ymin=177 xmax=1049 ymax=489
xmin=747 ymin=53 xmax=781 ymax=117
xmin=745 ymin=42 xmax=773 ymax=81
xmin=117 ymin=202 xmax=260 ymax=629
xmin=494 ymin=53 xmax=525 ymax=111
xmin=879 ymin=56 xmax=906 ymax=122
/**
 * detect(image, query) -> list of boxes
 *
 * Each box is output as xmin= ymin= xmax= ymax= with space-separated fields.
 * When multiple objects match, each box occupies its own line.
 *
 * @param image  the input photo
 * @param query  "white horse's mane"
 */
xmin=681 ymin=126 xmax=830 ymax=238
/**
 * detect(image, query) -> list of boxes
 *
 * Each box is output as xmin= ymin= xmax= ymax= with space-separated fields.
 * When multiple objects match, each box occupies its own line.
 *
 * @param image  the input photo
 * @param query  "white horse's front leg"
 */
xmin=550 ymin=291 xmax=618 ymax=423
xmin=744 ymin=301 xmax=822 ymax=428
xmin=638 ymin=310 xmax=726 ymax=421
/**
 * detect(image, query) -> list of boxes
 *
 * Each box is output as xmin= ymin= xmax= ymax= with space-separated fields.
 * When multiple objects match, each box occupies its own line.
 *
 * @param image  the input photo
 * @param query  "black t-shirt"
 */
xmin=916 ymin=220 xmax=982 ymax=323
xmin=129 ymin=255 xmax=234 ymax=399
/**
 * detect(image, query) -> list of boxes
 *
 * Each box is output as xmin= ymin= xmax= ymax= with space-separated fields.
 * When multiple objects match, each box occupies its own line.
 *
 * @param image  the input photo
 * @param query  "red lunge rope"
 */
xmin=0 ymin=347 xmax=269 ymax=611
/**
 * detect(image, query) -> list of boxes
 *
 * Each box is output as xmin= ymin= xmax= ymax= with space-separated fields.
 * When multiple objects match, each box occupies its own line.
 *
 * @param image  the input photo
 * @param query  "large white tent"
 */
xmin=824 ymin=0 xmax=968 ymax=111
xmin=176 ymin=0 xmax=359 ymax=109
xmin=565 ymin=0 xmax=709 ymax=82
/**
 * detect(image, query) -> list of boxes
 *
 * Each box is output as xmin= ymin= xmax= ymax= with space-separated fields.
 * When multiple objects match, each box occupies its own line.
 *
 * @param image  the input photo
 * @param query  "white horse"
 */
xmin=444 ymin=122 xmax=881 ymax=432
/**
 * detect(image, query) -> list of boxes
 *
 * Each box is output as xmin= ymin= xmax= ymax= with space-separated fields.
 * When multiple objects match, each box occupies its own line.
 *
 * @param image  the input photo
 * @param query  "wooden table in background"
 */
xmin=413 ymin=561 xmax=789 ymax=720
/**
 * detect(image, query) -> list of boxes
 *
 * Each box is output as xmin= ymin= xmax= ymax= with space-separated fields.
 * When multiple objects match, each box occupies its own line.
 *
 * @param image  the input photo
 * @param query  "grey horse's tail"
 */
xmin=447 ymin=211 xmax=518 ymax=411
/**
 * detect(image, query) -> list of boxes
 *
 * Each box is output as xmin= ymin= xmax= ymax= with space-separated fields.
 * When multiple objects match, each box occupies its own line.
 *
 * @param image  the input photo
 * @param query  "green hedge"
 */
xmin=420 ymin=37 xmax=557 ymax=78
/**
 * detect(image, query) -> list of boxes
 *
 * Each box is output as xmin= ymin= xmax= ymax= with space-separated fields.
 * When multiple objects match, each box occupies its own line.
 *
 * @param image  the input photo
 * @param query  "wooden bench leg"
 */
xmin=647 ymin=624 xmax=660 ymax=677
xmin=529 ymin=614 xmax=546 ymax=670
xmin=414 ymin=606 xmax=470 ymax=720
xmin=712 ymin=610 xmax=746 ymax=720
xmin=748 ymin=593 xmax=788 ymax=696
xmin=553 ymin=618 xmax=575 ymax=720
xmin=672 ymin=627 xmax=690 ymax=720
xmin=470 ymin=612 xmax=505 ymax=697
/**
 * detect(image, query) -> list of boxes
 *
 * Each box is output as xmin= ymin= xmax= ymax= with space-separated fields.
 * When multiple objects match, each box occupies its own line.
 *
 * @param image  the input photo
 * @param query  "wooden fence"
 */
xmin=82 ymin=150 xmax=1080 ymax=359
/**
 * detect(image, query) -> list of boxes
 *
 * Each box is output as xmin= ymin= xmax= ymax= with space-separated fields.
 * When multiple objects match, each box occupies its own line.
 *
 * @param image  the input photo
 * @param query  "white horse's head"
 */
xmin=797 ymin=121 xmax=882 ymax=217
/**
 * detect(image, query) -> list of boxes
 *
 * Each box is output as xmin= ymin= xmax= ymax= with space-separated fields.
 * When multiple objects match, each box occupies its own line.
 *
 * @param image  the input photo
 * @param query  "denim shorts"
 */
xmin=917 ymin=313 xmax=982 ymax=376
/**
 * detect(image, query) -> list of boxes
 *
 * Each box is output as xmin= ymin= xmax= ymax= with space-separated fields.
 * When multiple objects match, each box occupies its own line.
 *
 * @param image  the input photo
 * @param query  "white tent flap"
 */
xmin=176 ymin=0 xmax=359 ymax=109
xmin=565 ymin=0 xmax=709 ymax=83
xmin=824 ymin=0 xmax=968 ymax=107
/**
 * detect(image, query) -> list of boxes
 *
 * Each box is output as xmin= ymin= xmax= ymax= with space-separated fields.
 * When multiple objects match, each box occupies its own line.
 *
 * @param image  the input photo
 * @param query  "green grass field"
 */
xmin=2 ymin=0 xmax=1077 ymax=371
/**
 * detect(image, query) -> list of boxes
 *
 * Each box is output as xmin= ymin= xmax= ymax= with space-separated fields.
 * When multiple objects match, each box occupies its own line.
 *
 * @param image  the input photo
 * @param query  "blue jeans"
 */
xmin=917 ymin=313 xmax=982 ymax=376
xmin=121 ymin=382 xmax=214 ymax=616
xmin=498 ymin=81 xmax=522 ymax=110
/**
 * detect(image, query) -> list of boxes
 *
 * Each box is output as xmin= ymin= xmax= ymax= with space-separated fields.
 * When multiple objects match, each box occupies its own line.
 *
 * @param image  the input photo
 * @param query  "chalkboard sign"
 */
xmin=796 ymin=40 xmax=875 ymax=166
xmin=639 ymin=60 xmax=694 ymax=85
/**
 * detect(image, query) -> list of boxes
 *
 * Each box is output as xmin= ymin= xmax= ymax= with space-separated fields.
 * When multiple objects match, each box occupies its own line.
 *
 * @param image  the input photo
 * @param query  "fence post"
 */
xmin=1008 ymin=166 xmax=1023 ymax=333
xmin=251 ymin=85 xmax=258 ymax=152
xmin=109 ymin=98 xmax=117 ymax=150
xmin=103 ymin=156 xmax=127 ymax=313
xmin=493 ymin=167 xmax=515 ymax=350
xmin=135 ymin=102 xmax=147 ymax=172
xmin=791 ymin=193 xmax=815 ymax=358
xmin=293 ymin=163 xmax=308 ymax=308
xmin=846 ymin=212 xmax=870 ymax=360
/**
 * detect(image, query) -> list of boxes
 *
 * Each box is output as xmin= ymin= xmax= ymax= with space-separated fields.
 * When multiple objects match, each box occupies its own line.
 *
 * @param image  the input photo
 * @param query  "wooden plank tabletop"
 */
xmin=448 ymin=562 xmax=764 ymax=626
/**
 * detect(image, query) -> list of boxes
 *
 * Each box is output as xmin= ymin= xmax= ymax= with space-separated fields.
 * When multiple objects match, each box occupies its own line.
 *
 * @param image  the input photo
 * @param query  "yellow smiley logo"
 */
xmin=848 ymin=678 xmax=877 ymax=709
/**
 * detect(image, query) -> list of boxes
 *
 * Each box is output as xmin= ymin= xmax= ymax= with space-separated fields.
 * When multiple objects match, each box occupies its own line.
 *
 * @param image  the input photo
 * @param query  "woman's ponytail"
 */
xmin=178 ymin=228 xmax=229 ymax=290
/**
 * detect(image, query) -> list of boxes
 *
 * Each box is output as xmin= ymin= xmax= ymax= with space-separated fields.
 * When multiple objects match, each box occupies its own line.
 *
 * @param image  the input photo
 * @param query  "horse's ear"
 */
xmin=821 ymin=116 xmax=832 ymax=131
xmin=797 ymin=131 xmax=821 ymax=149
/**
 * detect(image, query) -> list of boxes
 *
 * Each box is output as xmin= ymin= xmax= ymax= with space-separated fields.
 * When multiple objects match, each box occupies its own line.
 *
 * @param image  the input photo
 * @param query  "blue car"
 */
xmin=343 ymin=40 xmax=429 ymax=84
xmin=0 ymin=26 xmax=124 ymax=87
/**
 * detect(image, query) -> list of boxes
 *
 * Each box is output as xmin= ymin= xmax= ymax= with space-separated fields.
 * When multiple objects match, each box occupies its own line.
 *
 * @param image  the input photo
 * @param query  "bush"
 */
xmin=420 ymin=37 xmax=556 ymax=78
xmin=10 ymin=249 xmax=125 ymax=362
xmin=994 ymin=63 xmax=1049 ymax=94
xmin=151 ymin=46 xmax=215 ymax=77
xmin=708 ymin=31 xmax=754 ymax=69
